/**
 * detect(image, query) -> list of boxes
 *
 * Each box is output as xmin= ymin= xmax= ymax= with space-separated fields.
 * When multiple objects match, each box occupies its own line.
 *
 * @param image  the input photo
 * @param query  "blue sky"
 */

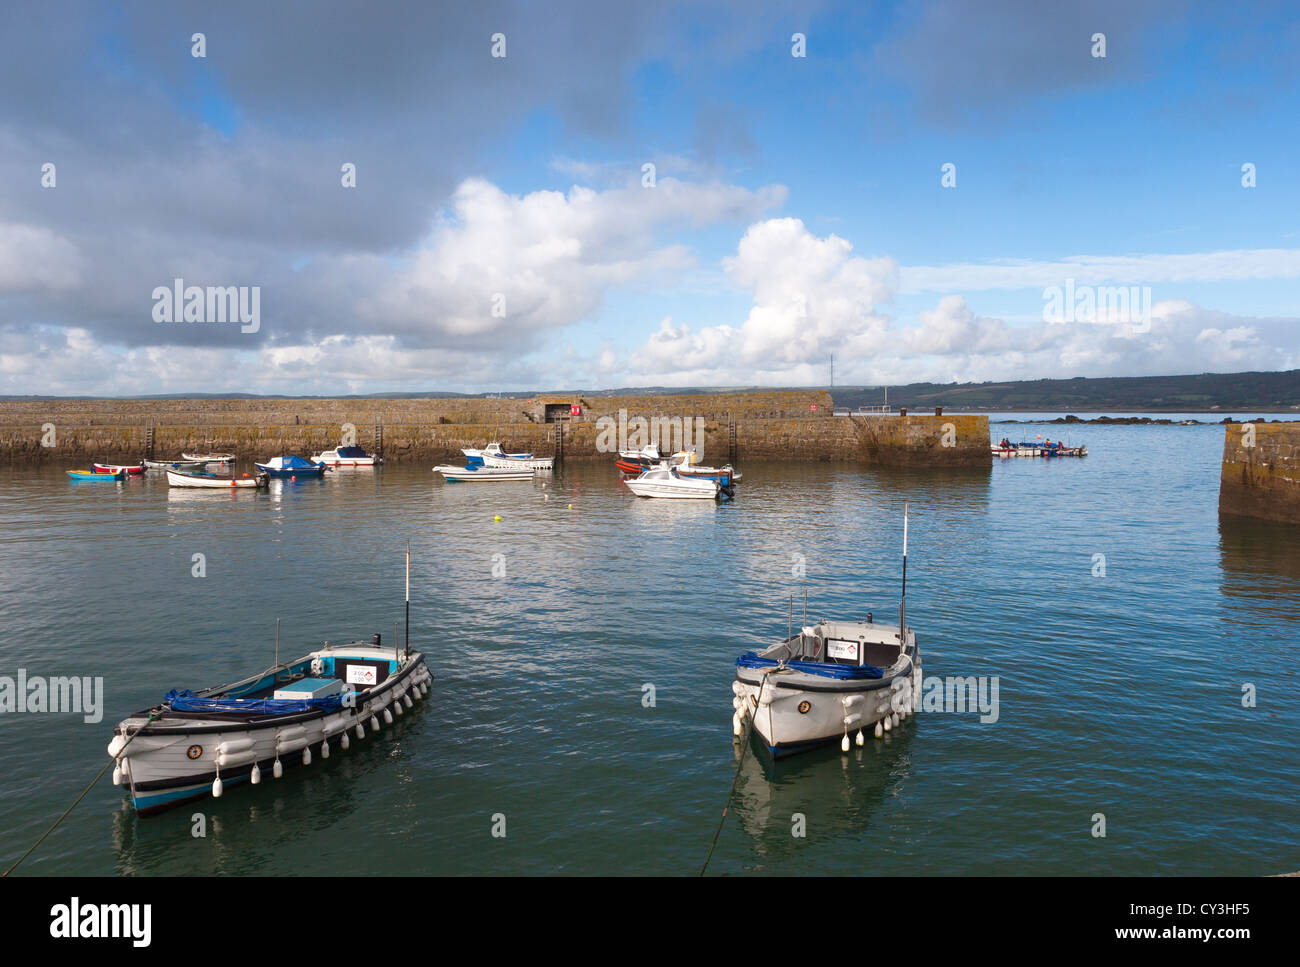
xmin=0 ymin=0 xmax=1296 ymax=395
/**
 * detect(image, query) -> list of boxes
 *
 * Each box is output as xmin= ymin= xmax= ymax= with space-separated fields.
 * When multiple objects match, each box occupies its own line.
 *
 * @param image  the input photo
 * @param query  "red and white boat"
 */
xmin=93 ymin=462 xmax=146 ymax=475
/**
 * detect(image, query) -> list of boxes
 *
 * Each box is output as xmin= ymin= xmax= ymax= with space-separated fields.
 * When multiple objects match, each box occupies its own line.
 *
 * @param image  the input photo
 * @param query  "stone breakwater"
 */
xmin=0 ymin=392 xmax=990 ymax=467
xmin=1219 ymin=421 xmax=1300 ymax=524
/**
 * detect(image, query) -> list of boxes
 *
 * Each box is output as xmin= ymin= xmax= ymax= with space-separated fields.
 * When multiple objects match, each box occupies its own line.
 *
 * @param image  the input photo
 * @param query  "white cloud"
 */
xmin=352 ymin=176 xmax=786 ymax=349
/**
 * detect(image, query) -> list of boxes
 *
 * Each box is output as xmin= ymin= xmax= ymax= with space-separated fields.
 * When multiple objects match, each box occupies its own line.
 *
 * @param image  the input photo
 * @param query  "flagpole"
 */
xmin=404 ymin=542 xmax=411 ymax=660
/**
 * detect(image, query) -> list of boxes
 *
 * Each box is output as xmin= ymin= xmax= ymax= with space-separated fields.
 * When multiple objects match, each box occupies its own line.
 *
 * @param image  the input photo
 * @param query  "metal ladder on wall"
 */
xmin=144 ymin=424 xmax=155 ymax=460
xmin=553 ymin=422 xmax=565 ymax=466
xmin=727 ymin=416 xmax=737 ymax=466
xmin=373 ymin=421 xmax=384 ymax=459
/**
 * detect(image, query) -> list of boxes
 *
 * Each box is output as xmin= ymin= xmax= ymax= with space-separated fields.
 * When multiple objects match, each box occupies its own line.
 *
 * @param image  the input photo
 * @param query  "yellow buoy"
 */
xmin=493 ymin=515 xmax=502 ymax=522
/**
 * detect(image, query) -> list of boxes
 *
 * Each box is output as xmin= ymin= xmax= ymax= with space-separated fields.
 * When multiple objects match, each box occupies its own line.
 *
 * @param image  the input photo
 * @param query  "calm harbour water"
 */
xmin=1 ymin=415 xmax=1297 ymax=876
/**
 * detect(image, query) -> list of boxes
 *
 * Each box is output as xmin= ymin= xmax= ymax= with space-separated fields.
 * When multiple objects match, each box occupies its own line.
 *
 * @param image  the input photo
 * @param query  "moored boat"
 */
xmin=256 ymin=455 xmax=329 ymax=478
xmin=481 ymin=450 xmax=553 ymax=471
xmin=144 ymin=458 xmax=207 ymax=471
xmin=166 ymin=469 xmax=269 ymax=489
xmin=624 ymin=465 xmax=723 ymax=499
xmin=106 ymin=635 xmax=433 ymax=815
xmin=462 ymin=442 xmax=532 ymax=466
xmin=731 ymin=505 xmax=920 ymax=757
xmin=93 ymin=462 xmax=146 ymax=475
xmin=615 ymin=444 xmax=663 ymax=474
xmin=434 ymin=464 xmax=535 ymax=482
xmin=67 ymin=469 xmax=125 ymax=481
xmin=667 ymin=450 xmax=742 ymax=485
xmin=182 ymin=451 xmax=236 ymax=463
xmin=312 ymin=445 xmax=381 ymax=467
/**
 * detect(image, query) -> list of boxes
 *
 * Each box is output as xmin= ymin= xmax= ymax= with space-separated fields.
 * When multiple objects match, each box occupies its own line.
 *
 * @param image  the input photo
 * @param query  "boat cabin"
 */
xmin=787 ymin=620 xmax=904 ymax=669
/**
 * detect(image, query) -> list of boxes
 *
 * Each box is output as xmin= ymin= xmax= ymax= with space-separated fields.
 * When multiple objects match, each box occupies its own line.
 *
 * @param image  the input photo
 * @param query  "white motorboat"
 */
xmin=731 ymin=505 xmax=921 ymax=757
xmin=166 ymin=469 xmax=269 ymax=489
xmin=462 ymin=442 xmax=532 ymax=466
xmin=624 ymin=466 xmax=721 ymax=499
xmin=107 ymin=635 xmax=432 ymax=815
xmin=182 ymin=451 xmax=236 ymax=463
xmin=145 ymin=458 xmax=206 ymax=471
xmin=312 ymin=445 xmax=382 ymax=467
xmin=434 ymin=464 xmax=535 ymax=482
xmin=481 ymin=450 xmax=553 ymax=471
xmin=667 ymin=450 xmax=742 ymax=485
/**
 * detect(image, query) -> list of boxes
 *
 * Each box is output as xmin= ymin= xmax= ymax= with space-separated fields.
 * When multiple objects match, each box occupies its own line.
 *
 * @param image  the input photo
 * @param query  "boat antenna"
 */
xmin=275 ymin=617 xmax=280 ymax=669
xmin=803 ymin=588 xmax=807 ymax=631
xmin=899 ymin=502 xmax=909 ymax=644
xmin=404 ymin=541 xmax=411 ymax=660
xmin=788 ymin=593 xmax=793 ymax=642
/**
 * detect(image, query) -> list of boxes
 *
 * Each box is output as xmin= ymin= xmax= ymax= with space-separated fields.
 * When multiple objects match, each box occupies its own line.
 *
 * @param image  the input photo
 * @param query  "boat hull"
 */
xmin=481 ymin=454 xmax=553 ymax=471
xmin=93 ymin=463 xmax=145 ymax=475
xmin=624 ymin=478 xmax=719 ymax=499
xmin=67 ymin=470 xmax=124 ymax=481
xmin=434 ymin=465 xmax=535 ymax=481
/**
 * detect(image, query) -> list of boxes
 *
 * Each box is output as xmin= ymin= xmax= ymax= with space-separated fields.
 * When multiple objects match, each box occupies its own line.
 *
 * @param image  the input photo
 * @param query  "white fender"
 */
xmin=217 ymin=748 xmax=258 ymax=768
xmin=340 ymin=731 xmax=351 ymax=750
xmin=369 ymin=715 xmax=380 ymax=731
xmin=302 ymin=747 xmax=311 ymax=766
xmin=217 ymin=737 xmax=256 ymax=755
xmin=843 ymin=713 xmax=862 ymax=726
xmin=320 ymin=740 xmax=330 ymax=759
xmin=107 ymin=735 xmax=127 ymax=758
xmin=251 ymin=763 xmax=262 ymax=784
xmin=212 ymin=776 xmax=223 ymax=798
xmin=272 ymin=758 xmax=283 ymax=779
xmin=842 ymin=694 xmax=864 ymax=708
xmin=403 ymin=695 xmax=413 ymax=709
xmin=383 ymin=709 xmax=393 ymax=725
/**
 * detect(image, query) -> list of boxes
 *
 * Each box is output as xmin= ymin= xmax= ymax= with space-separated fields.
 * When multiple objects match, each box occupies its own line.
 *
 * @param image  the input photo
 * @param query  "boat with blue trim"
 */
xmin=462 ymin=442 xmax=531 ymax=466
xmin=67 ymin=469 xmax=126 ymax=481
xmin=256 ymin=455 xmax=329 ymax=478
xmin=732 ymin=505 xmax=920 ymax=757
xmin=312 ymin=444 xmax=381 ymax=467
xmin=434 ymin=464 xmax=535 ymax=482
xmin=106 ymin=634 xmax=433 ymax=815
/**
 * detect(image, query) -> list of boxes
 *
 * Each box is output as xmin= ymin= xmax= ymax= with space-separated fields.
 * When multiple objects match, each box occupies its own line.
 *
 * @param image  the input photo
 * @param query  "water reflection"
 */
xmin=731 ymin=724 xmax=915 ymax=864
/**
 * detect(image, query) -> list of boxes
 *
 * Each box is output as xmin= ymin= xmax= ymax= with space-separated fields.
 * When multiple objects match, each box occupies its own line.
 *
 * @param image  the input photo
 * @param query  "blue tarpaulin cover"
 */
xmin=164 ymin=688 xmax=345 ymax=715
xmin=735 ymin=653 xmax=884 ymax=680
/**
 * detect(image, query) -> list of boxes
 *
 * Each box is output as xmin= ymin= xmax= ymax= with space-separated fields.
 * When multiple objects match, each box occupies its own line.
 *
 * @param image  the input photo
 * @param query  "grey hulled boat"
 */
xmin=732 ymin=504 xmax=921 ymax=757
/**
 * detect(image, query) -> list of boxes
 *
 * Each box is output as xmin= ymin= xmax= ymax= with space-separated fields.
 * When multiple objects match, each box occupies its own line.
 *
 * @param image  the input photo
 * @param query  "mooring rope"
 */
xmin=699 ymin=670 xmax=775 ymax=877
xmin=2 ymin=709 xmax=163 ymax=878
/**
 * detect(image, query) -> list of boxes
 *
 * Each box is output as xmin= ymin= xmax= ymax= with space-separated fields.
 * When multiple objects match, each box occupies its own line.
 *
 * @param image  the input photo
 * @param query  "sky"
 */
xmin=1 ymin=0 xmax=1297 ymax=396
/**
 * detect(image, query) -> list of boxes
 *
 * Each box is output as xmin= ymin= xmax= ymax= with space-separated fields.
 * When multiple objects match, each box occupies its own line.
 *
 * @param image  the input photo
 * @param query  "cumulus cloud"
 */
xmin=630 ymin=218 xmax=898 ymax=380
xmin=621 ymin=222 xmax=1300 ymax=388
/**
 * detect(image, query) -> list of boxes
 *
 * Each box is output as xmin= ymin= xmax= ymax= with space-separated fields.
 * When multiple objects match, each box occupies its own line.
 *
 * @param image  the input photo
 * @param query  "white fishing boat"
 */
xmin=624 ymin=466 xmax=721 ymax=499
xmin=106 ymin=554 xmax=432 ymax=815
xmin=481 ymin=450 xmax=553 ymax=471
xmin=731 ymin=505 xmax=921 ymax=757
xmin=106 ymin=637 xmax=431 ymax=814
xmin=166 ymin=469 xmax=269 ymax=489
xmin=462 ymin=442 xmax=531 ymax=466
xmin=182 ymin=451 xmax=236 ymax=463
xmin=312 ymin=445 xmax=382 ymax=467
xmin=145 ymin=458 xmax=206 ymax=471
xmin=667 ymin=450 xmax=742 ymax=485
xmin=434 ymin=464 xmax=535 ymax=482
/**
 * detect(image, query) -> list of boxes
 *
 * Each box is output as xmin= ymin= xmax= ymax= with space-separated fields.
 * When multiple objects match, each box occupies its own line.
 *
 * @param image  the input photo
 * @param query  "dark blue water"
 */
xmin=1 ymin=419 xmax=1297 ymax=875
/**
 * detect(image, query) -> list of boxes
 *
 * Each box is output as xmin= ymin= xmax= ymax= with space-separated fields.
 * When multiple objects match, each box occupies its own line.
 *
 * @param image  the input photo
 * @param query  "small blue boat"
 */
xmin=255 ymin=455 xmax=329 ymax=479
xmin=67 ymin=469 xmax=124 ymax=481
